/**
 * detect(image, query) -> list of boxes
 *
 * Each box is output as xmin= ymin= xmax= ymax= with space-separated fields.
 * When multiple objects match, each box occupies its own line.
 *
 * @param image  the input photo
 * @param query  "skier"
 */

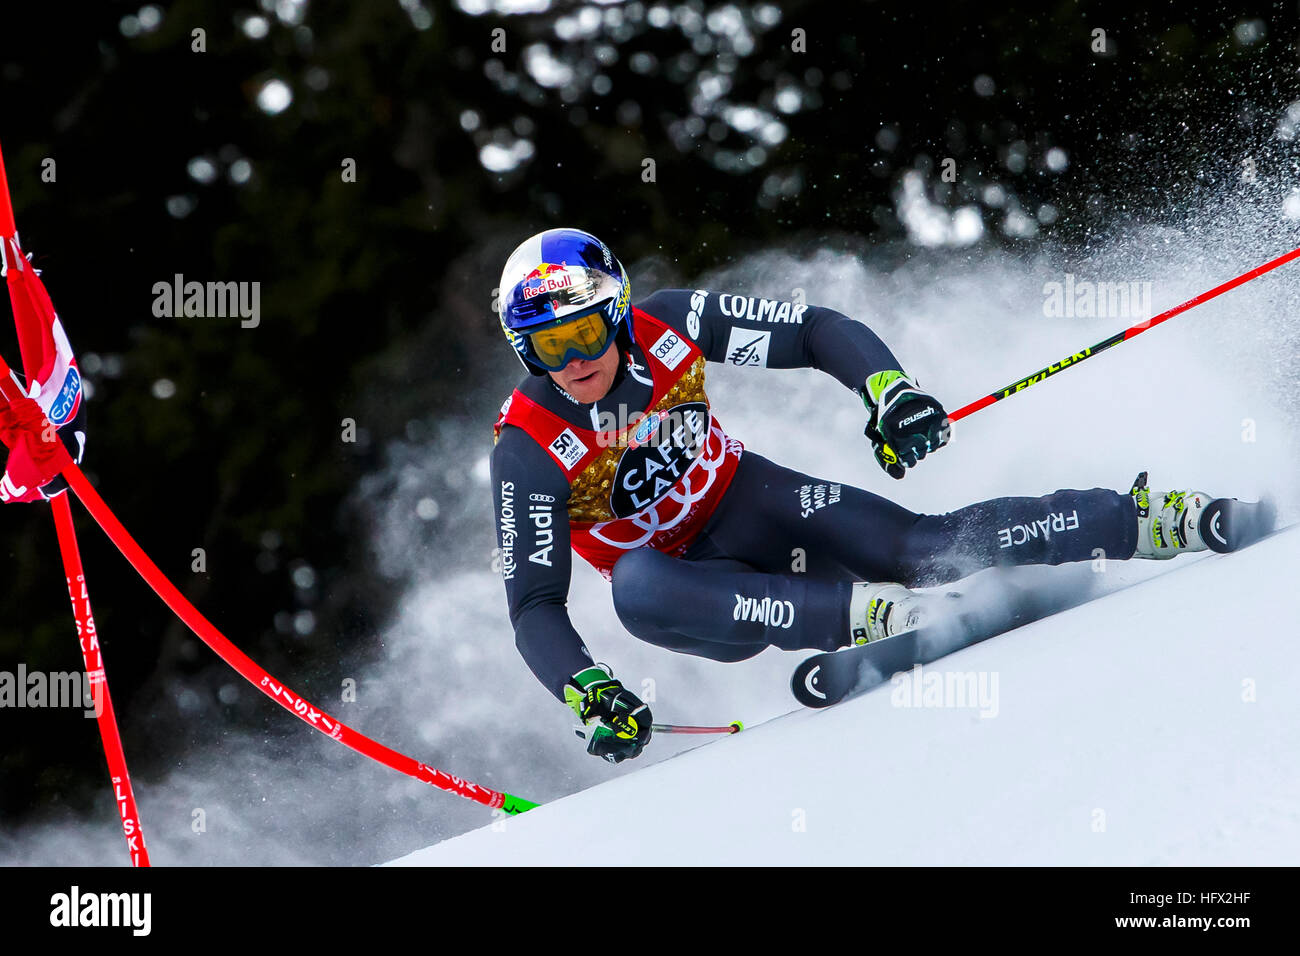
xmin=490 ymin=228 xmax=1234 ymax=763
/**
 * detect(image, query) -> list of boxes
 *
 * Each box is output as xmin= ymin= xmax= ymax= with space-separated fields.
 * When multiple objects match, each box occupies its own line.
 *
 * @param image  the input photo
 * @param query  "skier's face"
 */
xmin=547 ymin=344 xmax=620 ymax=403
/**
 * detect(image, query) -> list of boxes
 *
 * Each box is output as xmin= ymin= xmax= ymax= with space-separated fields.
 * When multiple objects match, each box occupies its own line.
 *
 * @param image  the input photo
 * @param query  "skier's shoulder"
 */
xmin=491 ymin=422 xmax=570 ymax=498
xmin=492 ymin=376 xmax=541 ymax=444
xmin=636 ymin=287 xmax=816 ymax=342
xmin=634 ymin=288 xmax=709 ymax=325
xmin=632 ymin=288 xmax=719 ymax=351
xmin=491 ymin=384 xmax=573 ymax=493
xmin=635 ymin=288 xmax=700 ymax=315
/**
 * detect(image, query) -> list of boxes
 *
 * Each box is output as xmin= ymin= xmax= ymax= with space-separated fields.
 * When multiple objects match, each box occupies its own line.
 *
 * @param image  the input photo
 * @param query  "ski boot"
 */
xmin=846 ymin=581 xmax=928 ymax=645
xmin=1130 ymin=471 xmax=1276 ymax=558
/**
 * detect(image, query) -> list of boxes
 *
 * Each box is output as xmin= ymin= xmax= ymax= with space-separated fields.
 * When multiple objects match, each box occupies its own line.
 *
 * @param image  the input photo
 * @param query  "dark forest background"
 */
xmin=1 ymin=0 xmax=1298 ymax=834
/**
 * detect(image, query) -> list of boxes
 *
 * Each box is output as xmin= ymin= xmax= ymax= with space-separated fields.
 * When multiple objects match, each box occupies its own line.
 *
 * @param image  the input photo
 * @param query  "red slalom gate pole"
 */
xmin=0 ymin=340 xmax=538 ymax=821
xmin=50 ymin=495 xmax=151 ymax=866
xmin=3 ymin=137 xmax=535 ymax=841
xmin=57 ymin=462 xmax=540 ymax=815
xmin=1 ymin=142 xmax=151 ymax=864
xmin=945 ymin=244 xmax=1300 ymax=424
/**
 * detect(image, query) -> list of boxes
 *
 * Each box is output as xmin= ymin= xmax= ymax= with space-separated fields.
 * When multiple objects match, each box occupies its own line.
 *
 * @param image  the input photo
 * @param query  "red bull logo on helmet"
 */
xmin=521 ymin=262 xmax=575 ymax=300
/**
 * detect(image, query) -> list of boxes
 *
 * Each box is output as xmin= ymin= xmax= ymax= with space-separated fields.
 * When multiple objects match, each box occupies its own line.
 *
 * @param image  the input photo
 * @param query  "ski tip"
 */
xmin=790 ymin=658 xmax=837 ymax=708
xmin=1200 ymin=496 xmax=1278 ymax=554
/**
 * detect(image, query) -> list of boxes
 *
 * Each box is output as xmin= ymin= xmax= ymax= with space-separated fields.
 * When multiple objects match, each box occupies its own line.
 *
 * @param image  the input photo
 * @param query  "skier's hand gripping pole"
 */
xmin=565 ymin=665 xmax=653 ymax=763
xmin=862 ymin=370 xmax=952 ymax=479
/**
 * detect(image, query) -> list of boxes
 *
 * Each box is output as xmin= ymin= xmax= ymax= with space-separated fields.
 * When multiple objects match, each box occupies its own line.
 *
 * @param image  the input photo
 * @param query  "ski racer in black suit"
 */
xmin=491 ymin=228 xmax=1219 ymax=763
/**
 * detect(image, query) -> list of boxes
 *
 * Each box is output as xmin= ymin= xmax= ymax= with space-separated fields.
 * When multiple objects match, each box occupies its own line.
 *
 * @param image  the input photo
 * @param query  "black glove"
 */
xmin=862 ymin=370 xmax=951 ymax=479
xmin=563 ymin=665 xmax=653 ymax=763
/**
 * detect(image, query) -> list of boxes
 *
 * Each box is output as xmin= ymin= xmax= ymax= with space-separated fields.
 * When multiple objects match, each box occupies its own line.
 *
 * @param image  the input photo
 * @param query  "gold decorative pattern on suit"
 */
xmin=568 ymin=356 xmax=709 ymax=523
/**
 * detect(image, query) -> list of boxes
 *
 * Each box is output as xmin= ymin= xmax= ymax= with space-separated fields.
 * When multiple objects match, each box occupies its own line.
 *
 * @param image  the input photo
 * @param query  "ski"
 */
xmin=791 ymin=581 xmax=1047 ymax=708
xmin=791 ymin=497 xmax=1281 ymax=709
xmin=1197 ymin=496 xmax=1277 ymax=555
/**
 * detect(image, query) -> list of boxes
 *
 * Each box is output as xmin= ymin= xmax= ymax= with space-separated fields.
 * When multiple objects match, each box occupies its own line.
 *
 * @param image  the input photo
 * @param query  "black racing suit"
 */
xmin=490 ymin=290 xmax=1137 ymax=701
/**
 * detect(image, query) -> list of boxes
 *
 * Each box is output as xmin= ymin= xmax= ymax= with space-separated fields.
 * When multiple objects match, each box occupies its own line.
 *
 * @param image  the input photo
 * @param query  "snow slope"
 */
xmin=389 ymin=526 xmax=1300 ymax=866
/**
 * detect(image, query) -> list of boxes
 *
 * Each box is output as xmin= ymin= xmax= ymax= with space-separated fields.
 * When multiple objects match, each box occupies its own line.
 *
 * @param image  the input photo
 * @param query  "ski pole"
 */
xmin=946 ymin=244 xmax=1300 ymax=424
xmin=653 ymin=720 xmax=744 ymax=735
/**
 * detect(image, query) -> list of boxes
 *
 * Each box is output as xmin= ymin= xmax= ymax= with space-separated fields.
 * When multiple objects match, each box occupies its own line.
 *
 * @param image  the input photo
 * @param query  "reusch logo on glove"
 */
xmin=899 ymin=406 xmax=936 ymax=427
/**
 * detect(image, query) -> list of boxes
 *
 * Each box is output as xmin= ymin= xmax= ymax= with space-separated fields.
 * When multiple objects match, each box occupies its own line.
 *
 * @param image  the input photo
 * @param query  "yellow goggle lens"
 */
xmin=529 ymin=312 xmax=611 ymax=368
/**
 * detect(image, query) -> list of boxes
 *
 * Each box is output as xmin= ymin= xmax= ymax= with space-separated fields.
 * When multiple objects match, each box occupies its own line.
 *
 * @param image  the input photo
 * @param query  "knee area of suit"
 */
xmin=610 ymin=549 xmax=673 ymax=628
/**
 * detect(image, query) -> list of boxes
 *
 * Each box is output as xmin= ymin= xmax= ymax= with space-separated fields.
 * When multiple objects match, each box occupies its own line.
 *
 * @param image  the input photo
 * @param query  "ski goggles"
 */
xmin=526 ymin=310 xmax=614 ymax=371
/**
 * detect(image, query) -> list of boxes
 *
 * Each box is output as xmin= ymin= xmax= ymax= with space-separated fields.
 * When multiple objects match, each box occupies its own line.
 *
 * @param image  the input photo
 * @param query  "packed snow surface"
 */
xmin=390 ymin=527 xmax=1300 ymax=865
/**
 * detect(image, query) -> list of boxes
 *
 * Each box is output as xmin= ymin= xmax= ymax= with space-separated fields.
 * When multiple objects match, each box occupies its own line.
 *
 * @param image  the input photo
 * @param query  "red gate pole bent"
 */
xmin=60 ymin=461 xmax=540 ymax=814
xmin=0 ymin=350 xmax=539 ymax=817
